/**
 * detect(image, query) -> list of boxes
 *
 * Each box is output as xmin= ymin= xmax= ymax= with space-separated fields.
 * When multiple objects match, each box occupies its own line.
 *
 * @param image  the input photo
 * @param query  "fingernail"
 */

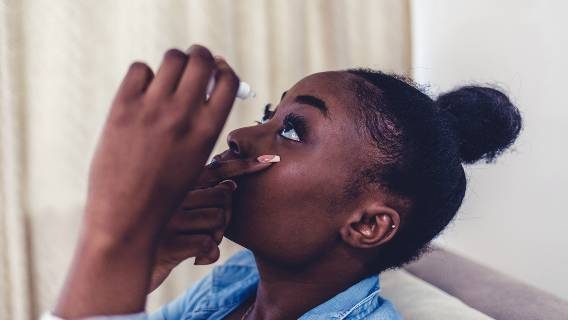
xmin=194 ymin=256 xmax=210 ymax=265
xmin=219 ymin=179 xmax=237 ymax=191
xmin=257 ymin=154 xmax=280 ymax=163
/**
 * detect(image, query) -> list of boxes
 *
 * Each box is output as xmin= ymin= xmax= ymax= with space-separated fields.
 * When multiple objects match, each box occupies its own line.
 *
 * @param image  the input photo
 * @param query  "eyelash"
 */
xmin=254 ymin=103 xmax=308 ymax=142
xmin=282 ymin=113 xmax=308 ymax=141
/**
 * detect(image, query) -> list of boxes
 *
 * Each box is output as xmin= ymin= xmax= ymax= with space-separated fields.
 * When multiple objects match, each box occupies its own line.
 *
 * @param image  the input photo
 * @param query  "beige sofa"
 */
xmin=380 ymin=247 xmax=568 ymax=319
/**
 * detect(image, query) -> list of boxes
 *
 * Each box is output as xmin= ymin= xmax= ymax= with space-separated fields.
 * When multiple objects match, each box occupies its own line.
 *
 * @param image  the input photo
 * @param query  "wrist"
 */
xmin=54 ymin=228 xmax=156 ymax=318
xmin=80 ymin=204 xmax=166 ymax=252
xmin=78 ymin=224 xmax=158 ymax=256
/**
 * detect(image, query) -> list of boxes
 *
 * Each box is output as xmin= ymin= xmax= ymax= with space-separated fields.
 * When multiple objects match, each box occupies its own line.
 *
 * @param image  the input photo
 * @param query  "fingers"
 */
xmin=176 ymin=45 xmax=216 ymax=106
xmin=202 ymin=57 xmax=240 ymax=133
xmin=180 ymin=180 xmax=235 ymax=209
xmin=199 ymin=157 xmax=274 ymax=187
xmin=169 ymin=181 xmax=235 ymax=235
xmin=158 ymin=233 xmax=216 ymax=264
xmin=146 ymin=49 xmax=188 ymax=98
xmin=169 ymin=207 xmax=226 ymax=233
xmin=115 ymin=45 xmax=230 ymax=104
xmin=143 ymin=44 xmax=216 ymax=108
xmin=194 ymin=245 xmax=220 ymax=265
xmin=115 ymin=45 xmax=238 ymax=144
xmin=115 ymin=62 xmax=154 ymax=102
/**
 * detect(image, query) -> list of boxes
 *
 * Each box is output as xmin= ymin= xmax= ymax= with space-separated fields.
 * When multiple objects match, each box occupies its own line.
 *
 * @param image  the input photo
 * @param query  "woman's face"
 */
xmin=222 ymin=71 xmax=373 ymax=266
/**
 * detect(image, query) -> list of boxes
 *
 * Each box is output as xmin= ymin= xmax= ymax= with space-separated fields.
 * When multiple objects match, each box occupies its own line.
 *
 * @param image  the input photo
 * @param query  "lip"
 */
xmin=212 ymin=149 xmax=239 ymax=163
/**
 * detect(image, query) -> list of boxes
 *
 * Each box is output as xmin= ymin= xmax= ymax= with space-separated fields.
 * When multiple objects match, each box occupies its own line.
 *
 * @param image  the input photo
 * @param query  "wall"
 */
xmin=0 ymin=1 xmax=411 ymax=317
xmin=411 ymin=0 xmax=568 ymax=299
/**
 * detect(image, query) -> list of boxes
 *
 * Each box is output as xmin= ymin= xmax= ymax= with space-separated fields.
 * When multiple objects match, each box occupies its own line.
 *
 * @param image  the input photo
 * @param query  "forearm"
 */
xmin=50 ymin=44 xmax=238 ymax=319
xmin=54 ymin=225 xmax=158 ymax=318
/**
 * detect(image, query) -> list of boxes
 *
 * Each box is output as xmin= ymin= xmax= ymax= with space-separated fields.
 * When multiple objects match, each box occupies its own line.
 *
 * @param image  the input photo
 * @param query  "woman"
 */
xmin=49 ymin=45 xmax=522 ymax=319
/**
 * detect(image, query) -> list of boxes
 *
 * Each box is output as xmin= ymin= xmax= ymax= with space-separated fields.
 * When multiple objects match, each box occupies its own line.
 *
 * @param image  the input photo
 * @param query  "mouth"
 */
xmin=211 ymin=149 xmax=239 ymax=164
xmin=207 ymin=149 xmax=239 ymax=167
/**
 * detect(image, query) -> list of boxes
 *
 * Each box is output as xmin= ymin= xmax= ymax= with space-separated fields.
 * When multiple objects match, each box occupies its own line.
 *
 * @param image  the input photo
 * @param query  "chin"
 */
xmin=223 ymin=180 xmax=281 ymax=257
xmin=222 ymin=178 xmax=257 ymax=248
xmin=225 ymin=186 xmax=255 ymax=249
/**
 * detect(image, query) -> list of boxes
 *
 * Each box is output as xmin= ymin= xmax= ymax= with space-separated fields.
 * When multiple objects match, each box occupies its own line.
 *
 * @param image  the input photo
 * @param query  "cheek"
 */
xmin=227 ymin=159 xmax=341 ymax=264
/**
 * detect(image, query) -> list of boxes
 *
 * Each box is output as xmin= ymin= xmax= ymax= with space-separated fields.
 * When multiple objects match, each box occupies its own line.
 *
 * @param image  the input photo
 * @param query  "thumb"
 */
xmin=197 ymin=154 xmax=280 ymax=187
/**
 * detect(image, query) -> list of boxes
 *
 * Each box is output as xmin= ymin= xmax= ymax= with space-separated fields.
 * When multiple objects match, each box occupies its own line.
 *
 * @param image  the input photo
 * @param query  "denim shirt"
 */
xmin=149 ymin=249 xmax=402 ymax=320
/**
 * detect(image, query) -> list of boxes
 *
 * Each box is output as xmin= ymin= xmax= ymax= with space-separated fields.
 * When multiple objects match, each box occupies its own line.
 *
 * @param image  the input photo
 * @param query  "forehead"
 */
xmin=284 ymin=71 xmax=357 ymax=116
xmin=284 ymin=70 xmax=376 ymax=158
xmin=284 ymin=72 xmax=378 ymax=196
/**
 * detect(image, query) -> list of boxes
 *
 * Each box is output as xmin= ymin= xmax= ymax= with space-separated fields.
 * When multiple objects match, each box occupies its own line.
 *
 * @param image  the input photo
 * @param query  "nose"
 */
xmin=227 ymin=133 xmax=241 ymax=156
xmin=226 ymin=125 xmax=267 ymax=159
xmin=226 ymin=127 xmax=249 ymax=158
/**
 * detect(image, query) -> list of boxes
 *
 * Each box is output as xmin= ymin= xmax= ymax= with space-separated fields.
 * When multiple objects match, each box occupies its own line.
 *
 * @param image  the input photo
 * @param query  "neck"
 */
xmin=247 ymin=246 xmax=369 ymax=320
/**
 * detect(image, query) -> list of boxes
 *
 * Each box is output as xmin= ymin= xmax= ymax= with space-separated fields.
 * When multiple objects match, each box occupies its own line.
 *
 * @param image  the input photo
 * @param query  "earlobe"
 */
xmin=340 ymin=204 xmax=400 ymax=249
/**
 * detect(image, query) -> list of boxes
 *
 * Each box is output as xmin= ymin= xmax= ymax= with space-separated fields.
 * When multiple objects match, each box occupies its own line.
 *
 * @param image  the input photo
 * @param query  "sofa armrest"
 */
xmin=404 ymin=246 xmax=568 ymax=320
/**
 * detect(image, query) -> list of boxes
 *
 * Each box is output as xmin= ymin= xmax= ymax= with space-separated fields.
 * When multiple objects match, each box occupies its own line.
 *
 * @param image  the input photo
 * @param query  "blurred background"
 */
xmin=0 ymin=0 xmax=566 ymax=319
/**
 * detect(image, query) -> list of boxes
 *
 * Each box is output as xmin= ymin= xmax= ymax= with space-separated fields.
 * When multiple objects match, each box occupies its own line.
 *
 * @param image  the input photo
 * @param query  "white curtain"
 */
xmin=0 ymin=0 xmax=410 ymax=318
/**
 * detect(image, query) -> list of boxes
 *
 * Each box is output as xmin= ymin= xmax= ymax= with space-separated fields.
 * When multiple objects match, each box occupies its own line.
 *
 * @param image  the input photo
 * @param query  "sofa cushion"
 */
xmin=380 ymin=269 xmax=493 ymax=319
xmin=404 ymin=247 xmax=568 ymax=320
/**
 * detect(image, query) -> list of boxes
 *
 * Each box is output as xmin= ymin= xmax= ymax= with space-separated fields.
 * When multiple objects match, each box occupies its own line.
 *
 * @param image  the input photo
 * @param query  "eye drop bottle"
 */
xmin=206 ymin=75 xmax=256 ymax=100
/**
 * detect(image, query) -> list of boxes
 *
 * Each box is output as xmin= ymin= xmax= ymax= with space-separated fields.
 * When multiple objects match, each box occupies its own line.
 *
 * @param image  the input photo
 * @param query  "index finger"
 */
xmin=201 ymin=58 xmax=240 ymax=133
xmin=197 ymin=157 xmax=276 ymax=187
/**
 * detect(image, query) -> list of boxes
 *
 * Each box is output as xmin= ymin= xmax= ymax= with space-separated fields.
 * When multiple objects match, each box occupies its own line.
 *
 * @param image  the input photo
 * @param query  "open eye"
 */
xmin=279 ymin=113 xmax=307 ymax=142
xmin=280 ymin=124 xmax=300 ymax=141
xmin=254 ymin=103 xmax=274 ymax=125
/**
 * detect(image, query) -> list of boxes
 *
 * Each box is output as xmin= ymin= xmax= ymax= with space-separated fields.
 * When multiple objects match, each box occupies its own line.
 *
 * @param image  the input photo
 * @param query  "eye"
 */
xmin=280 ymin=124 xmax=300 ymax=141
xmin=254 ymin=103 xmax=274 ymax=125
xmin=279 ymin=113 xmax=307 ymax=142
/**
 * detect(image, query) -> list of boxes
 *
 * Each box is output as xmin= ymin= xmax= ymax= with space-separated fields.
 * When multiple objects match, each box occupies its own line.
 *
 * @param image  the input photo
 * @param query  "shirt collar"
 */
xmin=202 ymin=249 xmax=383 ymax=319
xmin=298 ymin=275 xmax=382 ymax=320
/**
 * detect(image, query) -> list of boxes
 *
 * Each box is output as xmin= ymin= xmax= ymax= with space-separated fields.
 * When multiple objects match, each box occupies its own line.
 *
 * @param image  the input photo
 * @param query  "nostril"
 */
xmin=228 ymin=140 xmax=240 ymax=155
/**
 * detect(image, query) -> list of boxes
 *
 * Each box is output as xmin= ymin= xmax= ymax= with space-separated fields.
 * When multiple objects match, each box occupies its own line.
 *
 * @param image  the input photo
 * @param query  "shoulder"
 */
xmin=220 ymin=248 xmax=256 ymax=267
xmin=360 ymin=297 xmax=403 ymax=320
xmin=299 ymin=274 xmax=402 ymax=320
xmin=149 ymin=249 xmax=259 ymax=320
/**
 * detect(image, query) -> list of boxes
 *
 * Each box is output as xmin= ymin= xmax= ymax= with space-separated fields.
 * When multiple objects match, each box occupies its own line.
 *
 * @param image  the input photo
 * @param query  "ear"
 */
xmin=339 ymin=202 xmax=400 ymax=249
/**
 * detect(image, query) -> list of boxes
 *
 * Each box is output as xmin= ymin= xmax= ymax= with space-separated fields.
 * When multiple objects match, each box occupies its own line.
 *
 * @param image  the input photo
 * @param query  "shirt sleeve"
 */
xmin=40 ymin=311 xmax=148 ymax=320
xmin=41 ymin=265 xmax=219 ymax=320
xmin=148 ymin=271 xmax=214 ymax=320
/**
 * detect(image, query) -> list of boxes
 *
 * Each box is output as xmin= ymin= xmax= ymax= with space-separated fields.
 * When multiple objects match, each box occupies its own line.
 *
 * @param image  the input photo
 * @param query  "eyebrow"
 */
xmin=280 ymin=91 xmax=329 ymax=118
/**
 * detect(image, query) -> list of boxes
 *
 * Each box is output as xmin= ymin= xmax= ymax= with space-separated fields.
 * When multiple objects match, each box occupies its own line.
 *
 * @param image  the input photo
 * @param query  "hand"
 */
xmin=55 ymin=45 xmax=240 ymax=317
xmin=84 ymin=45 xmax=239 ymax=245
xmin=148 ymin=157 xmax=275 ymax=293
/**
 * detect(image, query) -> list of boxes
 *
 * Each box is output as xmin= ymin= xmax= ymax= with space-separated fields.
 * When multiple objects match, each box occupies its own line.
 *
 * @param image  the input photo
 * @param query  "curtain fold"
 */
xmin=0 ymin=0 xmax=410 ymax=317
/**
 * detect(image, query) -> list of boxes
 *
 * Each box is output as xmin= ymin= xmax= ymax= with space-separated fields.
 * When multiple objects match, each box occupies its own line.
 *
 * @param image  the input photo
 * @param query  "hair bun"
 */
xmin=436 ymin=86 xmax=522 ymax=164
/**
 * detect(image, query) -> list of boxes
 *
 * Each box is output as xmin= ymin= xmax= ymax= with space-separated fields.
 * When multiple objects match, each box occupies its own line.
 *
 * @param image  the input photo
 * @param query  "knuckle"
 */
xmin=214 ymin=183 xmax=234 ymax=197
xmin=109 ymin=98 xmax=142 ymax=126
xmin=221 ymin=67 xmax=239 ymax=84
xmin=223 ymin=189 xmax=233 ymax=202
xmin=163 ymin=113 xmax=185 ymax=134
xmin=213 ymin=209 xmax=226 ymax=227
xmin=219 ymin=68 xmax=240 ymax=93
xmin=228 ymin=69 xmax=240 ymax=85
xmin=164 ymin=105 xmax=183 ymax=122
xmin=193 ymin=122 xmax=218 ymax=140
xmin=110 ymin=106 xmax=132 ymax=127
xmin=138 ymin=98 xmax=185 ymax=131
xmin=206 ymin=168 xmax=224 ymax=185
xmin=197 ymin=234 xmax=213 ymax=248
xmin=141 ymin=108 xmax=161 ymax=127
